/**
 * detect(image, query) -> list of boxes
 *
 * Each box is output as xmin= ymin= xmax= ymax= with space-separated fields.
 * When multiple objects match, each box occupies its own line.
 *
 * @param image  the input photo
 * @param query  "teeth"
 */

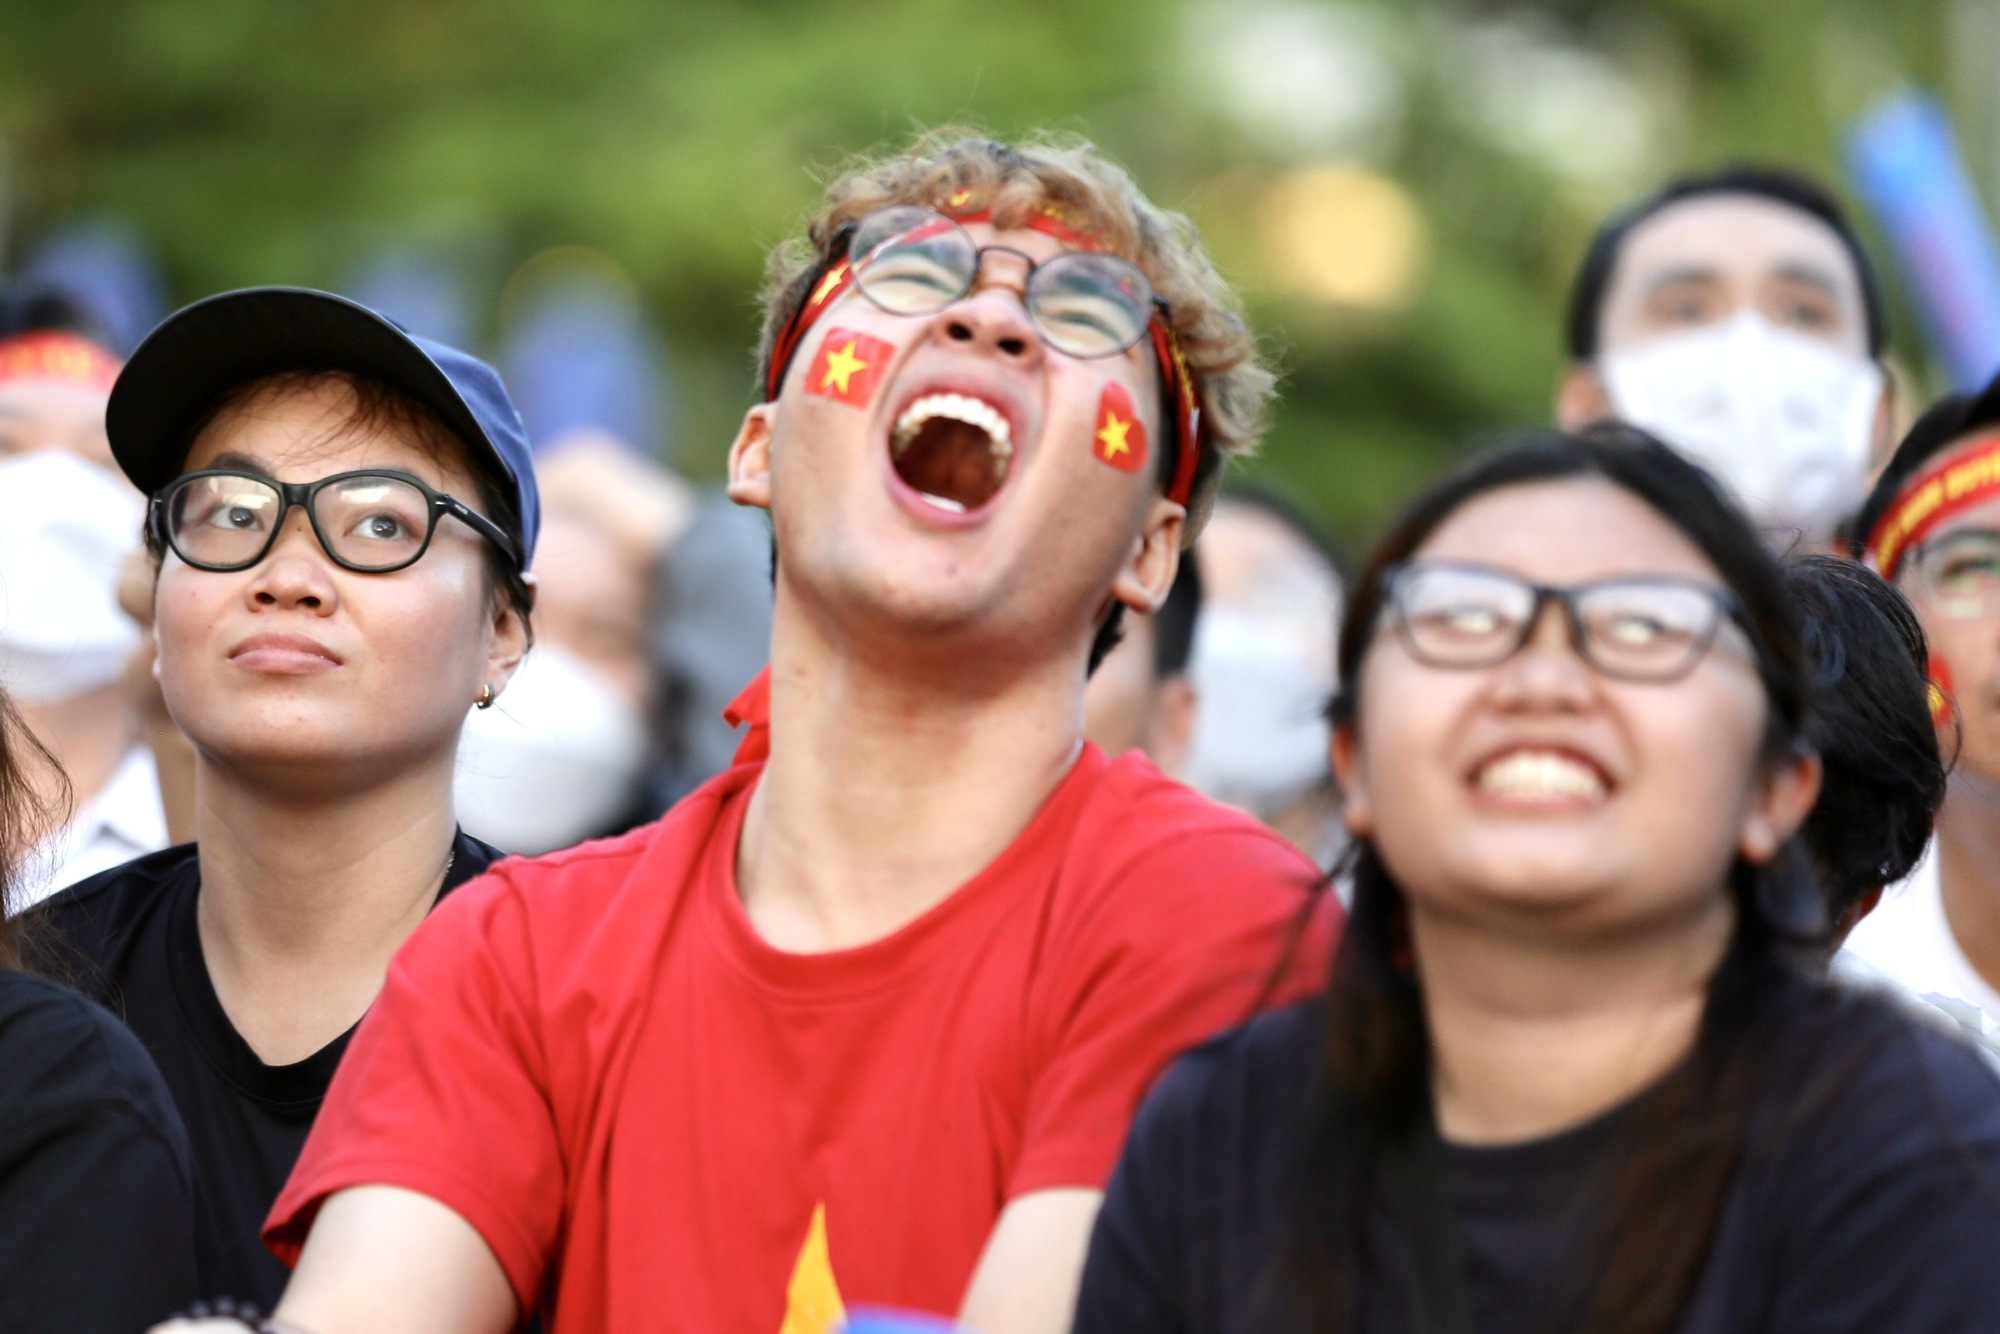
xmin=918 ymin=493 xmax=966 ymax=513
xmin=1475 ymin=750 xmax=1606 ymax=801
xmin=892 ymin=392 xmax=1013 ymax=482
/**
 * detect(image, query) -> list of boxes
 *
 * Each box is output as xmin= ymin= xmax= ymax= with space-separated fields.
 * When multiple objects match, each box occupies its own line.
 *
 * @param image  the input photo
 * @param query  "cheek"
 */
xmin=802 ymin=327 xmax=897 ymax=411
xmin=1089 ymin=380 xmax=1150 ymax=477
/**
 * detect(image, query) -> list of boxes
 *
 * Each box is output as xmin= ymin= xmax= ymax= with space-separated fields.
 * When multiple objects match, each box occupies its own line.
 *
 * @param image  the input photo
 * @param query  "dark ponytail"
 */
xmin=1281 ymin=424 xmax=1836 ymax=1332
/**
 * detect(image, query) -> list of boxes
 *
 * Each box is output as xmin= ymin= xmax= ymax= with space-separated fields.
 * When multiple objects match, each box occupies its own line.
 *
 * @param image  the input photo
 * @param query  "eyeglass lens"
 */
xmin=164 ymin=473 xmax=435 ymax=572
xmin=848 ymin=206 xmax=1153 ymax=358
xmin=1910 ymin=529 xmax=2000 ymax=619
xmin=1393 ymin=564 xmax=1724 ymax=681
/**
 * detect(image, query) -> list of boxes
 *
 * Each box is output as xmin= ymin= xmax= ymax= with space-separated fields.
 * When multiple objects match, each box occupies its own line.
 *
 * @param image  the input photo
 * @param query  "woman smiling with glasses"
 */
xmin=31 ymin=288 xmax=536 ymax=1315
xmin=1075 ymin=425 xmax=2000 ymax=1334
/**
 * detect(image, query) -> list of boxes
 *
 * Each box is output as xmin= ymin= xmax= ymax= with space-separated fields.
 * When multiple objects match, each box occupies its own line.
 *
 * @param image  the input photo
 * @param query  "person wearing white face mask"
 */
xmin=0 ymin=287 xmax=167 ymax=910
xmin=1555 ymin=166 xmax=1895 ymax=547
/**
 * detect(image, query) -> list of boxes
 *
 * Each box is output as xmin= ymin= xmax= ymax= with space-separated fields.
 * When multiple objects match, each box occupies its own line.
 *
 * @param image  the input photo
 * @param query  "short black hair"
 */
xmin=1786 ymin=554 xmax=1944 ymax=924
xmin=1565 ymin=164 xmax=1888 ymax=362
xmin=0 ymin=281 xmax=112 ymax=346
xmin=1850 ymin=372 xmax=2000 ymax=555
xmin=1150 ymin=555 xmax=1203 ymax=679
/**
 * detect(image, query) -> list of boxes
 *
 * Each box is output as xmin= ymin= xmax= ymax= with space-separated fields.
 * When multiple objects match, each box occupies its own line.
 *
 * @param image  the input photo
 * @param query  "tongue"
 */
xmin=897 ymin=418 xmax=999 ymax=511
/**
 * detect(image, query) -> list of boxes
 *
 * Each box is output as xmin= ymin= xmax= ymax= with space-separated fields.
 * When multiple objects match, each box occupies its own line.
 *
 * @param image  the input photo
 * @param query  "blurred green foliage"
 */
xmin=0 ymin=0 xmax=1963 ymax=550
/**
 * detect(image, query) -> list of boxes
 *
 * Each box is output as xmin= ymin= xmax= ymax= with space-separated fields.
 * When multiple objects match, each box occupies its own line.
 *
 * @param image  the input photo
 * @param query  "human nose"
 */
xmin=938 ymin=251 xmax=1043 ymax=365
xmin=244 ymin=504 xmax=338 ymax=614
xmin=1487 ymin=598 xmax=1596 ymax=709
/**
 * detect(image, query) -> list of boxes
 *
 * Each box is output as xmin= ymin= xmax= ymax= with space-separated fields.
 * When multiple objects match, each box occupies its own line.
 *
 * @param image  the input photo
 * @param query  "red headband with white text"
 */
xmin=763 ymin=202 xmax=1203 ymax=508
xmin=0 ymin=331 xmax=119 ymax=393
xmin=1866 ymin=430 xmax=2000 ymax=579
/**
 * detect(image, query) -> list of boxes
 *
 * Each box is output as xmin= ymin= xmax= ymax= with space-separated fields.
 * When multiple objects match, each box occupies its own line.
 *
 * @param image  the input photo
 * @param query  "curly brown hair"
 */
xmin=757 ymin=130 xmax=1276 ymax=542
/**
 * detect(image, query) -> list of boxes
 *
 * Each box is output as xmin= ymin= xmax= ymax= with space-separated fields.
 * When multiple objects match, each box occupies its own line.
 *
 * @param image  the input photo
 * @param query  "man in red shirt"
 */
xmin=240 ymin=134 xmax=1330 ymax=1334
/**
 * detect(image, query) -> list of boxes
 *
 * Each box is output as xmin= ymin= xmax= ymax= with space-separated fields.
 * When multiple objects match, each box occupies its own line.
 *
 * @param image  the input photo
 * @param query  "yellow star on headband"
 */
xmin=1097 ymin=412 xmax=1132 ymax=458
xmin=811 ymin=261 xmax=849 ymax=308
xmin=820 ymin=339 xmax=869 ymax=396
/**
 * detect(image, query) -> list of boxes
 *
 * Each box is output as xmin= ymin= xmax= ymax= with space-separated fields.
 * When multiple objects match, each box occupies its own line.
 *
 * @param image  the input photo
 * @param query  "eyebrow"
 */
xmin=1639 ymin=265 xmax=1722 ymax=296
xmin=201 ymin=451 xmax=278 ymax=478
xmin=1768 ymin=262 xmax=1845 ymax=299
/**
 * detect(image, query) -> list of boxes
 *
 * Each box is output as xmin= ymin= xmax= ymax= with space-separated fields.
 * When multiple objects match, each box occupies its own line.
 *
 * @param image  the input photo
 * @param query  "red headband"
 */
xmin=1866 ymin=430 xmax=2000 ymax=579
xmin=763 ymin=205 xmax=1202 ymax=508
xmin=0 ymin=331 xmax=119 ymax=393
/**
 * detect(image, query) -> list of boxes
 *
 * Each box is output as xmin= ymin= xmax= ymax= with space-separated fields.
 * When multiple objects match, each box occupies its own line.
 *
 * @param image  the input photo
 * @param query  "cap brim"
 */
xmin=108 ymin=287 xmax=493 ymax=496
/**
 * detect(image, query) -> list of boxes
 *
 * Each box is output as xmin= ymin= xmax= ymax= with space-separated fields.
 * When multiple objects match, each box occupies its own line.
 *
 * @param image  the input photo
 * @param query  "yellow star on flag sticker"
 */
xmin=1097 ymin=413 xmax=1131 ymax=458
xmin=820 ymin=340 xmax=868 ymax=396
xmin=777 ymin=1203 xmax=846 ymax=1334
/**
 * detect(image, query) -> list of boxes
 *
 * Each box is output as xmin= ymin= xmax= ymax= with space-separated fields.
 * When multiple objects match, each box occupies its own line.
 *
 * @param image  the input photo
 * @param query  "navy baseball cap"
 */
xmin=107 ymin=286 xmax=540 ymax=564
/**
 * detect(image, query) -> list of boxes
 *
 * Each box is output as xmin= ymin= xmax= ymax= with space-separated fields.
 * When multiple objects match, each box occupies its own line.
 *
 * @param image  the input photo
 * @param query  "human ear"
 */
xmin=1109 ymin=496 xmax=1185 ymax=616
xmin=480 ymin=570 xmax=535 ymax=696
xmin=1329 ymin=723 xmax=1374 ymax=838
xmin=726 ymin=404 xmax=777 ymax=511
xmin=1738 ymin=749 xmax=1822 ymax=865
xmin=1555 ymin=363 xmax=1616 ymax=431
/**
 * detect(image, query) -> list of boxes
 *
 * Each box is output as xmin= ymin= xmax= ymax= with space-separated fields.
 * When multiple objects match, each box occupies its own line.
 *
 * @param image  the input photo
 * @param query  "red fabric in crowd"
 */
xmin=266 ymin=746 xmax=1332 ymax=1330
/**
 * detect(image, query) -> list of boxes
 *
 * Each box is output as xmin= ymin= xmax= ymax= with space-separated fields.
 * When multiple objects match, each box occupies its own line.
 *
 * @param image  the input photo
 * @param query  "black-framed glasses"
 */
xmin=1902 ymin=526 xmax=2000 ymax=620
xmin=151 ymin=468 xmax=520 ymax=574
xmin=845 ymin=205 xmax=1164 ymax=359
xmin=1383 ymin=561 xmax=1743 ymax=683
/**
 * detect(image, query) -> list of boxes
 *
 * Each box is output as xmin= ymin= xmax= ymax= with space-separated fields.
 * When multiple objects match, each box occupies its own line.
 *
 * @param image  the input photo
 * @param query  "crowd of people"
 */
xmin=0 ymin=130 xmax=1995 ymax=1334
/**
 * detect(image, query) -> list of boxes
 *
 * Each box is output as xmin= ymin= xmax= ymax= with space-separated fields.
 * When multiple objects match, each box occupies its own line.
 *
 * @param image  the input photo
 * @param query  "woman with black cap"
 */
xmin=31 ymin=287 xmax=537 ymax=1312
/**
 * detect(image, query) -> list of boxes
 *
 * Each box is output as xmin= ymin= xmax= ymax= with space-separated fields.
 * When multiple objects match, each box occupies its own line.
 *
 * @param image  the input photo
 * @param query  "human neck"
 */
xmin=19 ymin=682 xmax=135 ymax=813
xmin=1414 ymin=894 xmax=1734 ymax=1145
xmin=191 ymin=752 xmax=460 ymax=1064
xmin=1934 ymin=771 xmax=2000 ymax=997
xmin=737 ymin=602 xmax=1087 ymax=953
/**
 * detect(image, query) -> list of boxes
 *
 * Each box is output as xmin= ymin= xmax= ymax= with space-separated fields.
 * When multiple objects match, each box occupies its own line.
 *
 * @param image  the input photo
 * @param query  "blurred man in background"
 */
xmin=1557 ymin=167 xmax=1893 ymax=546
xmin=0 ymin=284 xmax=165 ymax=907
xmin=1182 ymin=488 xmax=1344 ymax=864
xmin=1081 ymin=558 xmax=1201 ymax=777
xmin=1846 ymin=382 xmax=2000 ymax=1034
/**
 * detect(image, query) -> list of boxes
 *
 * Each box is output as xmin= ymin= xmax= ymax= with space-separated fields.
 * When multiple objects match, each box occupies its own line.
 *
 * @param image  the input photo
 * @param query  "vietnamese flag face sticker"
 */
xmin=1093 ymin=381 xmax=1148 ymax=475
xmin=806 ymin=328 xmax=895 ymax=409
xmin=1929 ymin=652 xmax=1956 ymax=726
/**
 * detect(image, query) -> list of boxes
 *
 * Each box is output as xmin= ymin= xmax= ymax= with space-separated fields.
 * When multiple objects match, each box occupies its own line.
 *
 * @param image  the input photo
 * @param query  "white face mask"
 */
xmin=1182 ymin=606 xmax=1335 ymax=821
xmin=454 ymin=644 xmax=649 ymax=856
xmin=0 ymin=450 xmax=144 ymax=705
xmin=1600 ymin=313 xmax=1884 ymax=539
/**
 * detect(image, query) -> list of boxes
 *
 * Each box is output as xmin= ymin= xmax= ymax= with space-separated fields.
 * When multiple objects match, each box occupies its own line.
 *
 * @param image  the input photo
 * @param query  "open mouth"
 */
xmin=891 ymin=392 xmax=1014 ymax=513
xmin=1471 ymin=749 xmax=1610 ymax=803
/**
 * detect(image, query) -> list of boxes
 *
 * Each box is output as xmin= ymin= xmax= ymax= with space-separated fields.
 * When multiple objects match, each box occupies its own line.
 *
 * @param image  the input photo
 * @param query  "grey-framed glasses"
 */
xmin=1901 ymin=526 xmax=2000 ymax=620
xmin=151 ymin=468 xmax=520 ymax=574
xmin=846 ymin=205 xmax=1164 ymax=359
xmin=1383 ymin=561 xmax=1742 ymax=683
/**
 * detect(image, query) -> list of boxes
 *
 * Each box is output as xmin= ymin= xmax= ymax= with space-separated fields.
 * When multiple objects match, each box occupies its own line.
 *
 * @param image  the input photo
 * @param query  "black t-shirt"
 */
xmin=0 ymin=966 xmax=198 ymax=1332
xmin=1076 ymin=992 xmax=2000 ymax=1334
xmin=31 ymin=831 xmax=500 ymax=1309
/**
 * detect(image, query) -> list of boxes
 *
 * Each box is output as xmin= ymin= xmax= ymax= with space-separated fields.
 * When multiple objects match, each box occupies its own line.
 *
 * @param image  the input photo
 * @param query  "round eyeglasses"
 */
xmin=1383 ymin=561 xmax=1743 ymax=683
xmin=1901 ymin=526 xmax=2000 ymax=621
xmin=151 ymin=468 xmax=520 ymax=574
xmin=844 ymin=205 xmax=1163 ymax=359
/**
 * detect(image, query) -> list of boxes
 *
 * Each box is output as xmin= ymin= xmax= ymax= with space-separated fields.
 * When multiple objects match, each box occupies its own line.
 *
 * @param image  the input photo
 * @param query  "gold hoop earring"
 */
xmin=476 ymin=683 xmax=497 ymax=710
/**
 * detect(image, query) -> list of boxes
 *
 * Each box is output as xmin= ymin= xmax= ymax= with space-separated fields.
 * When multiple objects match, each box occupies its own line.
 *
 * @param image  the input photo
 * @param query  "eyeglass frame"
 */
xmin=837 ymin=207 xmax=1172 ymax=361
xmin=1379 ymin=560 xmax=1750 ymax=684
xmin=149 ymin=467 xmax=522 ymax=575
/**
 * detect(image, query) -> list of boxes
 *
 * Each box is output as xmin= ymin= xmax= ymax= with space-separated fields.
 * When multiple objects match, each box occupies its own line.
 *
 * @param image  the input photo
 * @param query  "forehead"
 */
xmin=0 ymin=379 xmax=110 ymax=428
xmin=1416 ymin=477 xmax=1722 ymax=586
xmin=182 ymin=376 xmax=474 ymax=491
xmin=1606 ymin=194 xmax=1862 ymax=301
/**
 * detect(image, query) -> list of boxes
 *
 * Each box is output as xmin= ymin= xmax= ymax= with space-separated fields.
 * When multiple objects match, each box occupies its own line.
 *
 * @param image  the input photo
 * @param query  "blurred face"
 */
xmin=729 ymin=218 xmax=1181 ymax=663
xmin=154 ymin=379 xmax=525 ymax=782
xmin=1895 ymin=479 xmax=2000 ymax=786
xmin=1083 ymin=615 xmax=1161 ymax=754
xmin=1335 ymin=478 xmax=1807 ymax=937
xmin=1597 ymin=195 xmax=1870 ymax=360
xmin=530 ymin=512 xmax=650 ymax=710
xmin=0 ymin=379 xmax=119 ymax=475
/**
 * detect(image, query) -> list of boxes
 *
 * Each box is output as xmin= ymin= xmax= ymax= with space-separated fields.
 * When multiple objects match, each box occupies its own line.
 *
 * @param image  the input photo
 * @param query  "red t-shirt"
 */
xmin=267 ymin=745 xmax=1332 ymax=1332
